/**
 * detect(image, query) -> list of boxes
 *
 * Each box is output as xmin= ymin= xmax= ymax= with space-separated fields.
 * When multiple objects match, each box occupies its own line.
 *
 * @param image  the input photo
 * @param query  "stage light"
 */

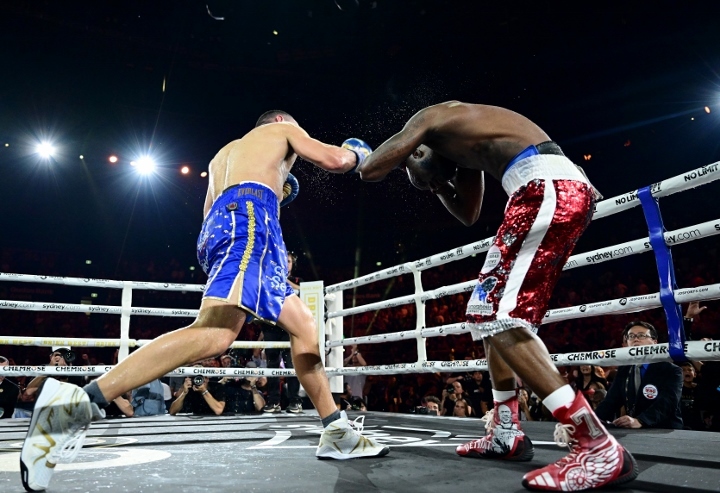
xmin=4 ymin=143 xmax=8 ymax=147
xmin=135 ymin=156 xmax=156 ymax=175
xmin=181 ymin=166 xmax=190 ymax=174
xmin=376 ymin=261 xmax=382 ymax=266
xmin=200 ymin=171 xmax=208 ymax=178
xmin=273 ymin=30 xmax=278 ymax=35
xmin=705 ymin=106 xmax=711 ymax=114
xmin=79 ymin=155 xmax=84 ymax=159
xmin=35 ymin=141 xmax=56 ymax=159
xmin=109 ymin=155 xmax=118 ymax=163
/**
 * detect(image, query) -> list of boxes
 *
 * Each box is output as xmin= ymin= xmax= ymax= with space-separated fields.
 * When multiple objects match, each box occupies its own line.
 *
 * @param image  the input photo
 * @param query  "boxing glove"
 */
xmin=342 ymin=138 xmax=372 ymax=173
xmin=280 ymin=173 xmax=299 ymax=207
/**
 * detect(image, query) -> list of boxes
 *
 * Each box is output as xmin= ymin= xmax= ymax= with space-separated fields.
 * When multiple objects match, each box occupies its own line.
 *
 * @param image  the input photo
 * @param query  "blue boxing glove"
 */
xmin=280 ymin=173 xmax=299 ymax=207
xmin=342 ymin=138 xmax=372 ymax=173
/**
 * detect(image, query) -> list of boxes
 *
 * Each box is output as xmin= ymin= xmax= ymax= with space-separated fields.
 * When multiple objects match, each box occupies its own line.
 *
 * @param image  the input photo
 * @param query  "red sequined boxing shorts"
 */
xmin=466 ymin=176 xmax=593 ymax=339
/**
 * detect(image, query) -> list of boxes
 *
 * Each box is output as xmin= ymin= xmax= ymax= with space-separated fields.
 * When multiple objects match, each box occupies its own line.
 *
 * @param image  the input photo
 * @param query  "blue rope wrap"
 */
xmin=637 ymin=185 xmax=687 ymax=362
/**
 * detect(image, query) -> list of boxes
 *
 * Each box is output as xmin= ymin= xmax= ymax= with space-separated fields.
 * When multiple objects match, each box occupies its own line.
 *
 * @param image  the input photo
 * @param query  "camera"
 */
xmin=349 ymin=396 xmax=364 ymax=411
xmin=416 ymin=406 xmax=430 ymax=415
xmin=446 ymin=386 xmax=455 ymax=394
xmin=191 ymin=375 xmax=205 ymax=387
xmin=52 ymin=348 xmax=76 ymax=364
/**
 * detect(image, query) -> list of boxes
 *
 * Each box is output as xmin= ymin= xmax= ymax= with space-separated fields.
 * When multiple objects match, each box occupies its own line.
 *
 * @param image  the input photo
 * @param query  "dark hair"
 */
xmin=423 ymin=395 xmax=441 ymax=406
xmin=622 ymin=320 xmax=658 ymax=341
xmin=255 ymin=110 xmax=294 ymax=127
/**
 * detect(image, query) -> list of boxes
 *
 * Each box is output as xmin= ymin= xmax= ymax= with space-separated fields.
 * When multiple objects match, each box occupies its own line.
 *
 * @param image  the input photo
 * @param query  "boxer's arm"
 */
xmin=433 ymin=168 xmax=484 ymax=226
xmin=358 ymin=109 xmax=432 ymax=182
xmin=284 ymin=124 xmax=357 ymax=173
xmin=203 ymin=186 xmax=213 ymax=218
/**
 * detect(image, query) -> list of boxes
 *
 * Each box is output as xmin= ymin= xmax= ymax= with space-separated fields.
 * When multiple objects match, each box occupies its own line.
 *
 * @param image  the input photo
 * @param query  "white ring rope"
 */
xmin=0 ymin=164 xmax=718 ymax=379
xmin=325 ymin=161 xmax=720 ymax=294
xmin=325 ymin=218 xmax=720 ymax=320
xmin=0 ymin=336 xmax=290 ymax=350
xmin=2 ymin=340 xmax=720 ymax=378
xmin=0 ymin=274 xmax=204 ymax=292
xmin=326 ymin=283 xmax=720 ymax=348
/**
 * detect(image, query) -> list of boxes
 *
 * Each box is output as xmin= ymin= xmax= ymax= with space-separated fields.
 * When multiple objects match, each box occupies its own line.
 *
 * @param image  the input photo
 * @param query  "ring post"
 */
xmin=119 ymin=281 xmax=133 ymax=362
xmin=410 ymin=263 xmax=428 ymax=363
xmin=323 ymin=287 xmax=344 ymax=393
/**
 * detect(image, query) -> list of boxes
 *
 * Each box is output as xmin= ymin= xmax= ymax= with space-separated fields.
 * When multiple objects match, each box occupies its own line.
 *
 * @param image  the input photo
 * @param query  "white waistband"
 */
xmin=501 ymin=154 xmax=589 ymax=196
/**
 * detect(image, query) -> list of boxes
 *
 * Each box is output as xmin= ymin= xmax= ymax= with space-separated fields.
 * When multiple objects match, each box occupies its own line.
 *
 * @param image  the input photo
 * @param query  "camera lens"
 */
xmin=192 ymin=375 xmax=204 ymax=387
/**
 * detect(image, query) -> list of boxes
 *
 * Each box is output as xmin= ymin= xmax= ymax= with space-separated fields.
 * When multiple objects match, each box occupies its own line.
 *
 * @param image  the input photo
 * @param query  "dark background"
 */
xmin=1 ymin=0 xmax=719 ymax=280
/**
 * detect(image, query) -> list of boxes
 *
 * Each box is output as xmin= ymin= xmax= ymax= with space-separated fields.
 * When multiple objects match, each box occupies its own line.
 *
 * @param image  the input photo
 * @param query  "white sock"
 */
xmin=492 ymin=389 xmax=517 ymax=402
xmin=543 ymin=385 xmax=575 ymax=414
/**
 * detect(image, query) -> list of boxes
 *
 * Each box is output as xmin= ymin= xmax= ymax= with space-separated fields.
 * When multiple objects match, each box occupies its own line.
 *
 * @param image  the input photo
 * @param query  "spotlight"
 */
xmin=200 ymin=171 xmax=208 ymax=178
xmin=705 ymin=106 xmax=711 ymax=114
xmin=135 ymin=156 xmax=156 ymax=175
xmin=181 ymin=166 xmax=190 ymax=174
xmin=35 ymin=141 xmax=56 ymax=159
xmin=109 ymin=155 xmax=118 ymax=163
xmin=79 ymin=155 xmax=84 ymax=159
xmin=4 ymin=143 xmax=8 ymax=147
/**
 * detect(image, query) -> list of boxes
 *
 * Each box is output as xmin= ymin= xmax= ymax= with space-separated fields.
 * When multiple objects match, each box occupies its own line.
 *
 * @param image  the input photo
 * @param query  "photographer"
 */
xmin=223 ymin=376 xmax=266 ymax=414
xmin=0 ymin=356 xmax=20 ymax=419
xmin=169 ymin=371 xmax=226 ymax=416
xmin=441 ymin=380 xmax=470 ymax=416
xmin=417 ymin=396 xmax=441 ymax=416
xmin=17 ymin=347 xmax=85 ymax=417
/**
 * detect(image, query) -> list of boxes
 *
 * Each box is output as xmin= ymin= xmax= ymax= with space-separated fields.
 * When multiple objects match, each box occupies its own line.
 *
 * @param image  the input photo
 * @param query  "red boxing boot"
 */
xmin=522 ymin=392 xmax=638 ymax=491
xmin=456 ymin=395 xmax=534 ymax=461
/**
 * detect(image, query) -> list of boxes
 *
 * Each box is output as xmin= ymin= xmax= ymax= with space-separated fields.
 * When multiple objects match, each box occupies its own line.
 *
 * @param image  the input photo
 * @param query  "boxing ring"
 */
xmin=1 ymin=162 xmax=720 ymax=492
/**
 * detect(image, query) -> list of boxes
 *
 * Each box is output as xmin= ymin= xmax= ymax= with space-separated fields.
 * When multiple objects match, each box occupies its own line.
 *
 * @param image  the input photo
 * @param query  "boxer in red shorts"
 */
xmin=358 ymin=101 xmax=638 ymax=491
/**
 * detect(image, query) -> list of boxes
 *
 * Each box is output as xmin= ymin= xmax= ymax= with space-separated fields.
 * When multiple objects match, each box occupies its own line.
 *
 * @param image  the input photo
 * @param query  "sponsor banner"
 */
xmin=0 ymin=337 xmax=123 ymax=348
xmin=0 ymin=300 xmax=122 ymax=314
xmin=131 ymin=307 xmax=199 ymax=317
xmin=593 ymin=161 xmax=720 ymax=220
xmin=563 ymin=219 xmax=720 ymax=271
xmin=2 ymin=342 xmax=719 ymax=378
xmin=325 ymin=237 xmax=495 ymax=294
xmin=0 ymin=272 xmax=206 ymax=291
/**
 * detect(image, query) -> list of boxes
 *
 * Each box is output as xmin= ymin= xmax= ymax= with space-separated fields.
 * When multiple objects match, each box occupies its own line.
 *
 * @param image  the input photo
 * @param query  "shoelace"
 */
xmin=552 ymin=423 xmax=580 ymax=465
xmin=480 ymin=409 xmax=496 ymax=433
xmin=348 ymin=415 xmax=365 ymax=434
xmin=50 ymin=425 xmax=88 ymax=464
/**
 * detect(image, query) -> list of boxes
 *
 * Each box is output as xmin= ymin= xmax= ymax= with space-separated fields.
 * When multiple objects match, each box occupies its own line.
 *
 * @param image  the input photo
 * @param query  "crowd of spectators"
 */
xmin=0 ymin=239 xmax=718 ymax=430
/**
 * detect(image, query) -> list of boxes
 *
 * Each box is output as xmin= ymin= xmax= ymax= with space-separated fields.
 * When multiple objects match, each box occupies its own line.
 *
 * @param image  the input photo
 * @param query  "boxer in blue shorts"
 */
xmin=198 ymin=182 xmax=294 ymax=323
xmin=20 ymin=111 xmax=387 ymax=492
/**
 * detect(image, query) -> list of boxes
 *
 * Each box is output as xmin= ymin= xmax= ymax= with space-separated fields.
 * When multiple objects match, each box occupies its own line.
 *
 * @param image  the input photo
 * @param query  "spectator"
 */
xmin=421 ymin=395 xmax=441 ymax=416
xmin=517 ymin=388 xmax=534 ymax=421
xmin=595 ymin=321 xmax=683 ymax=429
xmin=678 ymin=362 xmax=702 ymax=430
xmin=0 ymin=356 xmax=20 ymax=419
xmin=169 ymin=367 xmax=226 ymax=416
xmin=441 ymin=380 xmax=470 ymax=416
xmin=464 ymin=370 xmax=492 ymax=416
xmin=260 ymin=322 xmax=302 ymax=414
xmin=131 ymin=379 xmax=166 ymax=416
xmin=575 ymin=365 xmax=608 ymax=393
xmin=223 ymin=376 xmax=266 ymax=414
xmin=16 ymin=347 xmax=85 ymax=418
xmin=452 ymin=398 xmax=473 ymax=417
xmin=343 ymin=345 xmax=368 ymax=402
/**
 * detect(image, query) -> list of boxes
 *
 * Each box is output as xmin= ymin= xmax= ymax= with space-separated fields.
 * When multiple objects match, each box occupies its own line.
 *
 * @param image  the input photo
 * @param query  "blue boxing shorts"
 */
xmin=197 ymin=181 xmax=295 ymax=325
